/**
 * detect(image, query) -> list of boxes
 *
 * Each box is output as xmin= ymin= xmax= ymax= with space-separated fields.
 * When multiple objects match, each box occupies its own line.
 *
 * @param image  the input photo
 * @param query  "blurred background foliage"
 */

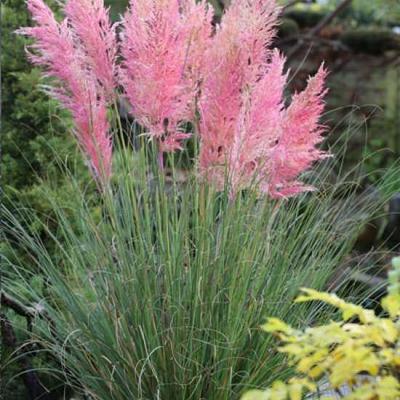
xmin=325 ymin=0 xmax=400 ymax=25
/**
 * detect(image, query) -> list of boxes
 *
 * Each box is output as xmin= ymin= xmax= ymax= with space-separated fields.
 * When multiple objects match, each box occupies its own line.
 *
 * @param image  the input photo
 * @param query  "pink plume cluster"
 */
xmin=198 ymin=0 xmax=329 ymax=198
xmin=20 ymin=0 xmax=329 ymax=198
xmin=120 ymin=0 xmax=213 ymax=152
xmin=18 ymin=0 xmax=116 ymax=182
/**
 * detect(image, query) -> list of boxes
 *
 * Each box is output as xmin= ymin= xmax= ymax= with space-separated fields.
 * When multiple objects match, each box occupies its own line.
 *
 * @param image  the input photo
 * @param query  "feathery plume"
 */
xmin=266 ymin=65 xmax=329 ymax=198
xmin=198 ymin=0 xmax=328 ymax=198
xmin=228 ymin=50 xmax=287 ymax=196
xmin=64 ymin=0 xmax=117 ymax=98
xmin=19 ymin=0 xmax=328 ymax=196
xmin=120 ymin=0 xmax=213 ymax=153
xmin=198 ymin=0 xmax=280 ymax=189
xmin=18 ymin=0 xmax=115 ymax=181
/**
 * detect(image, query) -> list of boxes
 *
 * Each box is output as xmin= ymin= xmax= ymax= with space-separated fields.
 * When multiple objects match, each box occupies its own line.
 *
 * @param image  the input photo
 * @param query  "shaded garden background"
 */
xmin=1 ymin=0 xmax=400 ymax=398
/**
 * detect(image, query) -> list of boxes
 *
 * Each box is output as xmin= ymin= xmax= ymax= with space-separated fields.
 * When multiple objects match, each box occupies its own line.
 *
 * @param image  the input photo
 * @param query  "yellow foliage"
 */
xmin=242 ymin=257 xmax=400 ymax=400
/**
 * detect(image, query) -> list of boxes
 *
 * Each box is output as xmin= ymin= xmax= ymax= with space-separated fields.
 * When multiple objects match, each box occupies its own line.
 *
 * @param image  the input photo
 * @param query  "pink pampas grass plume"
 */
xmin=64 ymin=0 xmax=118 ymax=99
xmin=266 ymin=65 xmax=329 ymax=198
xmin=228 ymin=50 xmax=288 ymax=196
xmin=198 ymin=0 xmax=281 ymax=190
xmin=18 ymin=0 xmax=115 ymax=182
xmin=198 ymin=0 xmax=328 ymax=199
xmin=120 ymin=0 xmax=213 ymax=153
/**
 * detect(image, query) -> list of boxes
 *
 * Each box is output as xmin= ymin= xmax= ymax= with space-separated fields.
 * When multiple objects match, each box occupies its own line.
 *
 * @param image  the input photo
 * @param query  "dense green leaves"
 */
xmin=2 ymin=0 xmax=71 ymax=188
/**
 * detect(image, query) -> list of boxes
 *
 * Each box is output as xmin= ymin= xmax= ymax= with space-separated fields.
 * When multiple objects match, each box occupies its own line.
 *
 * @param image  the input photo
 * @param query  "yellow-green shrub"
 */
xmin=243 ymin=257 xmax=400 ymax=400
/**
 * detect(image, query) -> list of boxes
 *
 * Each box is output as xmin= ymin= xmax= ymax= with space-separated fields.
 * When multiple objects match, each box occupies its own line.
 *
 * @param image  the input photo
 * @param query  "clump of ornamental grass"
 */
xmin=4 ymin=148 xmax=399 ymax=400
xmin=242 ymin=256 xmax=400 ymax=400
xmin=4 ymin=0 xmax=399 ymax=399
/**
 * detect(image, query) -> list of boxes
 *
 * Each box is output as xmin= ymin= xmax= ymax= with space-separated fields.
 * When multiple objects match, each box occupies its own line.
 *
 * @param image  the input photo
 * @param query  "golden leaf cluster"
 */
xmin=242 ymin=257 xmax=400 ymax=400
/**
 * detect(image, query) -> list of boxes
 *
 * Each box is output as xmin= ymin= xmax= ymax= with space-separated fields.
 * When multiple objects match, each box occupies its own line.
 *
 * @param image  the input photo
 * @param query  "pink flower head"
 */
xmin=198 ymin=0 xmax=280 ymax=188
xmin=228 ymin=50 xmax=288 ymax=196
xmin=198 ymin=0 xmax=329 ymax=199
xmin=18 ymin=0 xmax=116 ymax=182
xmin=266 ymin=65 xmax=329 ymax=198
xmin=120 ymin=0 xmax=213 ymax=151
xmin=64 ymin=0 xmax=118 ymax=99
xmin=219 ymin=0 xmax=281 ymax=81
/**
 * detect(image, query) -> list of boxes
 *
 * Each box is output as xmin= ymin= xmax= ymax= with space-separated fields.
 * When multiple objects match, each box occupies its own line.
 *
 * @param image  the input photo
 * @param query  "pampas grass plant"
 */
xmin=4 ymin=0 xmax=400 ymax=399
xmin=3 ymin=139 xmax=399 ymax=399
